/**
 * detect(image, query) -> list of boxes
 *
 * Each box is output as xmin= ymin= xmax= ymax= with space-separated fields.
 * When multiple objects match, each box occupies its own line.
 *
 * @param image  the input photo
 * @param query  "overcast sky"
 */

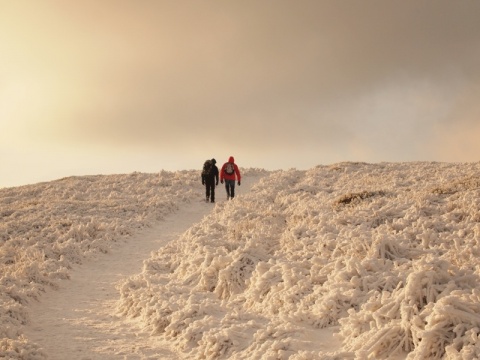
xmin=2 ymin=1 xmax=480 ymax=187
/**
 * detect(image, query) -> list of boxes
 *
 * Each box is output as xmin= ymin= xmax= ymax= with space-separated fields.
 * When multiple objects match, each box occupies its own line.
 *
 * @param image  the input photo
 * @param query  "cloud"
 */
xmin=2 ymin=0 xmax=480 ymax=185
xmin=428 ymin=81 xmax=480 ymax=162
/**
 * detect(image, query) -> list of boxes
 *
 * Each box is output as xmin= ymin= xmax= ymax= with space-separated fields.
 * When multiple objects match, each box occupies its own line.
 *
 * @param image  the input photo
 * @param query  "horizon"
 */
xmin=3 ymin=158 xmax=480 ymax=189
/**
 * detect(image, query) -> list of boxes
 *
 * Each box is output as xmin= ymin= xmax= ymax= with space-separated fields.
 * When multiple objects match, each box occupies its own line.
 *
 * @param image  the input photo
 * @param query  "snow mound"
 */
xmin=118 ymin=162 xmax=480 ymax=359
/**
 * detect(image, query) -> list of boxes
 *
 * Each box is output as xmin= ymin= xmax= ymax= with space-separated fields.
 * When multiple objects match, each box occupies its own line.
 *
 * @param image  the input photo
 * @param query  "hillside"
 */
xmin=2 ymin=162 xmax=480 ymax=359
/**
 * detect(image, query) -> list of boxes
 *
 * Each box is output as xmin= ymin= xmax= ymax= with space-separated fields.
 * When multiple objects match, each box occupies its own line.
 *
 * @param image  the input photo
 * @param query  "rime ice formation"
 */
xmin=0 ymin=170 xmax=200 ymax=358
xmin=118 ymin=162 xmax=480 ymax=359
xmin=2 ymin=163 xmax=480 ymax=359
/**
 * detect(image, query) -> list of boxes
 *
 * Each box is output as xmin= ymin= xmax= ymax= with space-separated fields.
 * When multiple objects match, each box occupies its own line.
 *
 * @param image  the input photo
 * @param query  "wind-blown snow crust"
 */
xmin=117 ymin=162 xmax=480 ymax=359
xmin=2 ymin=162 xmax=480 ymax=359
xmin=0 ymin=170 xmax=198 ymax=358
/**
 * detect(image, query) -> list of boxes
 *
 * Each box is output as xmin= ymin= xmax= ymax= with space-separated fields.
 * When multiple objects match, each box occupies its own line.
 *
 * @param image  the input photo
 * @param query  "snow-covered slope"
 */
xmin=0 ymin=170 xmax=204 ymax=358
xmin=118 ymin=162 xmax=480 ymax=359
xmin=2 ymin=162 xmax=480 ymax=359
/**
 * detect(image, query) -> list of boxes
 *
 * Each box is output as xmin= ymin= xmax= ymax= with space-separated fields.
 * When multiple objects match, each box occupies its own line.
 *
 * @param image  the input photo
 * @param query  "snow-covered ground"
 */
xmin=2 ymin=162 xmax=480 ymax=359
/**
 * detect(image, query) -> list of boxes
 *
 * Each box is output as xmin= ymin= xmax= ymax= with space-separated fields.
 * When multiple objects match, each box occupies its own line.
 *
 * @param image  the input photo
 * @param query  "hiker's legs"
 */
xmin=205 ymin=184 xmax=210 ymax=202
xmin=225 ymin=180 xmax=235 ymax=199
xmin=209 ymin=182 xmax=215 ymax=202
xmin=206 ymin=178 xmax=215 ymax=202
xmin=224 ymin=181 xmax=230 ymax=198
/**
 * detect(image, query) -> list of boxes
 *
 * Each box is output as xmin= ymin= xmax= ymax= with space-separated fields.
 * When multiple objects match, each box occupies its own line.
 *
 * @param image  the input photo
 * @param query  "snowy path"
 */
xmin=23 ymin=179 xmax=260 ymax=360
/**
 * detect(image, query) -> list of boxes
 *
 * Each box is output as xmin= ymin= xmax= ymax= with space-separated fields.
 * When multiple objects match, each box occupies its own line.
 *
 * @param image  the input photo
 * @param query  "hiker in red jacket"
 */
xmin=220 ymin=156 xmax=241 ymax=200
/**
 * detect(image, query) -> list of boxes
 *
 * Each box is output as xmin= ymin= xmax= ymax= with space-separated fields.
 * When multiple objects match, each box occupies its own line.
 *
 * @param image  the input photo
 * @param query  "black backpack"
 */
xmin=202 ymin=160 xmax=213 ymax=176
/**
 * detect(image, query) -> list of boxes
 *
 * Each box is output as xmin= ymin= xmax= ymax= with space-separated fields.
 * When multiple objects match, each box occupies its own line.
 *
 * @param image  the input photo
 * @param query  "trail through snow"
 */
xmin=24 ymin=180 xmax=258 ymax=360
xmin=11 ymin=162 xmax=480 ymax=359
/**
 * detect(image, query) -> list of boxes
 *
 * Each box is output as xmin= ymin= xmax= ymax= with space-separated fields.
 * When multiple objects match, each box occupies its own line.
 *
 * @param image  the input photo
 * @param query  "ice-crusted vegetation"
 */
xmin=117 ymin=162 xmax=480 ymax=359
xmin=0 ymin=170 xmax=201 ymax=359
xmin=2 ymin=162 xmax=480 ymax=359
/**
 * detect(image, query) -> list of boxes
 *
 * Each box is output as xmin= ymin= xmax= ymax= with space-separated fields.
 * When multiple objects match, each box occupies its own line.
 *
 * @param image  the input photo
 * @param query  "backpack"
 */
xmin=225 ymin=162 xmax=235 ymax=175
xmin=202 ymin=160 xmax=213 ymax=176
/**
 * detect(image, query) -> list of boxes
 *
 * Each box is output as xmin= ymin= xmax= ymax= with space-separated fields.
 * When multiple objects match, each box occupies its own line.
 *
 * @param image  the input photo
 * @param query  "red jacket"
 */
xmin=220 ymin=156 xmax=241 ymax=182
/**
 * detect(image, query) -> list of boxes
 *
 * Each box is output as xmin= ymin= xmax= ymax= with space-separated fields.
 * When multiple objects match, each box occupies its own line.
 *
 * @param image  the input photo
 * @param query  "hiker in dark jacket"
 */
xmin=220 ymin=156 xmax=241 ymax=200
xmin=201 ymin=158 xmax=219 ymax=203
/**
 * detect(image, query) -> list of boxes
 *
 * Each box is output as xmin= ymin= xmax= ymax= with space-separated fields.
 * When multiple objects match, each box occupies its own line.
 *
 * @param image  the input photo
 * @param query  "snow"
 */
xmin=2 ymin=162 xmax=480 ymax=359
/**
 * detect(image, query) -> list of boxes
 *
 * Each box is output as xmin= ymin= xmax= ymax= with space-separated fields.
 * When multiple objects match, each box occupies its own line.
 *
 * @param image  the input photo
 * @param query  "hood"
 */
xmin=228 ymin=156 xmax=234 ymax=163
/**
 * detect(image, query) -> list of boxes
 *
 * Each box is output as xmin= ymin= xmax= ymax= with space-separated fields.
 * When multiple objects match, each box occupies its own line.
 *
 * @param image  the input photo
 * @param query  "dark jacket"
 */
xmin=202 ymin=164 xmax=219 ymax=184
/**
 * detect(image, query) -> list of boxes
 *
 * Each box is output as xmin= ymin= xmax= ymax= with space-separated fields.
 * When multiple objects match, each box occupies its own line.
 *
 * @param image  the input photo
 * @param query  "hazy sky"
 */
xmin=2 ymin=1 xmax=480 ymax=187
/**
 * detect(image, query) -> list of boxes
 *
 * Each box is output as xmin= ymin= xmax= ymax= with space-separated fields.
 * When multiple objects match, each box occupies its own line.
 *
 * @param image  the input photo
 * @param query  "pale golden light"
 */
xmin=1 ymin=1 xmax=480 ymax=187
